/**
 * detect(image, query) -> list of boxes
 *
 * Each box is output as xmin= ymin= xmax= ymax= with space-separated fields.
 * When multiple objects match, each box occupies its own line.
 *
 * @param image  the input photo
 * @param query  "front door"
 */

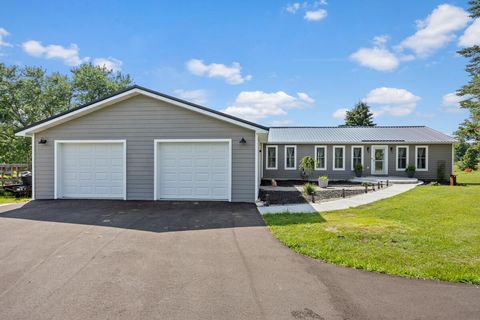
xmin=371 ymin=146 xmax=388 ymax=175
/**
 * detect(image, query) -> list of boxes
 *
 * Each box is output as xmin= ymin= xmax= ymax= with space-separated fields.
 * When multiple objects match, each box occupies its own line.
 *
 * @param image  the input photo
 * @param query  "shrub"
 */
xmin=303 ymin=182 xmax=316 ymax=195
xmin=437 ymin=161 xmax=446 ymax=181
xmin=354 ymin=163 xmax=363 ymax=173
xmin=405 ymin=164 xmax=416 ymax=173
xmin=456 ymin=160 xmax=467 ymax=171
xmin=462 ymin=146 xmax=479 ymax=170
xmin=319 ymin=176 xmax=328 ymax=181
xmin=299 ymin=156 xmax=316 ymax=179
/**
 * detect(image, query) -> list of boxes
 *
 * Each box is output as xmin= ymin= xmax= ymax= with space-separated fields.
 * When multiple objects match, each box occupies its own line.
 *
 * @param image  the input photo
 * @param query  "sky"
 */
xmin=0 ymin=0 xmax=478 ymax=134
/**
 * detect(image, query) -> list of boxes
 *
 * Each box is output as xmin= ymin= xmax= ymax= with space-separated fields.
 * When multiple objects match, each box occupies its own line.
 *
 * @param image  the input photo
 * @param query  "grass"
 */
xmin=455 ymin=166 xmax=480 ymax=184
xmin=263 ymin=169 xmax=480 ymax=284
xmin=0 ymin=193 xmax=30 ymax=204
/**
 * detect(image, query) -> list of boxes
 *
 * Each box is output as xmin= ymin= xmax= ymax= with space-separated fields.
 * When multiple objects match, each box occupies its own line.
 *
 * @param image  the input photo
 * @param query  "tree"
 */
xmin=456 ymin=1 xmax=480 ymax=146
xmin=344 ymin=101 xmax=376 ymax=126
xmin=0 ymin=63 xmax=132 ymax=164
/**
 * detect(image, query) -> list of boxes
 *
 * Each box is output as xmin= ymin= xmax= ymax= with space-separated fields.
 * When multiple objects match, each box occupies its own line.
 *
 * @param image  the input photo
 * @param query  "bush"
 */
xmin=462 ymin=146 xmax=479 ymax=170
xmin=354 ymin=163 xmax=363 ymax=173
xmin=456 ymin=160 xmax=467 ymax=171
xmin=299 ymin=156 xmax=316 ymax=179
xmin=437 ymin=161 xmax=446 ymax=181
xmin=319 ymin=176 xmax=328 ymax=181
xmin=405 ymin=164 xmax=416 ymax=173
xmin=303 ymin=183 xmax=316 ymax=195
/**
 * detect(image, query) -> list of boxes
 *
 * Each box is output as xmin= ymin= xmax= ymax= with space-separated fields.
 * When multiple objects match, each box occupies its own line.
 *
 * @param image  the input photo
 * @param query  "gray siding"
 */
xmin=262 ymin=144 xmax=453 ymax=181
xmin=34 ymin=95 xmax=256 ymax=202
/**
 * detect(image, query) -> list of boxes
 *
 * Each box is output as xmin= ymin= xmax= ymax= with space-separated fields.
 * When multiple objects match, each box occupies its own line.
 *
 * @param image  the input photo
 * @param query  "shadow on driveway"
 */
xmin=0 ymin=200 xmax=265 ymax=233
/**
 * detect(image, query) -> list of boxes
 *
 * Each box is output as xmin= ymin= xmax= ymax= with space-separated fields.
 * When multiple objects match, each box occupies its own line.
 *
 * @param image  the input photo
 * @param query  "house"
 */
xmin=16 ymin=85 xmax=455 ymax=203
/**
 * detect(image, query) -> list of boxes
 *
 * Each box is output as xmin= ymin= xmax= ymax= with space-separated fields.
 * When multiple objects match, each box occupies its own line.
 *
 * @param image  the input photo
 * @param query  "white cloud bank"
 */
xmin=441 ymin=92 xmax=465 ymax=112
xmin=459 ymin=19 xmax=480 ymax=47
xmin=332 ymin=108 xmax=348 ymax=119
xmin=286 ymin=2 xmax=328 ymax=22
xmin=304 ymin=9 xmax=327 ymax=21
xmin=22 ymin=39 xmax=123 ymax=70
xmin=93 ymin=57 xmax=123 ymax=72
xmin=364 ymin=87 xmax=421 ymax=116
xmin=174 ymin=89 xmax=208 ymax=105
xmin=398 ymin=4 xmax=470 ymax=57
xmin=186 ymin=59 xmax=252 ymax=85
xmin=223 ymin=90 xmax=314 ymax=121
xmin=351 ymin=4 xmax=472 ymax=71
xmin=22 ymin=40 xmax=89 ymax=66
xmin=0 ymin=27 xmax=12 ymax=48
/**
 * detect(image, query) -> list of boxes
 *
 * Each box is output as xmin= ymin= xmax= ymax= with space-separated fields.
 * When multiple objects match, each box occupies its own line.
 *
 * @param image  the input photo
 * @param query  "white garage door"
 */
xmin=156 ymin=141 xmax=231 ymax=200
xmin=57 ymin=142 xmax=125 ymax=199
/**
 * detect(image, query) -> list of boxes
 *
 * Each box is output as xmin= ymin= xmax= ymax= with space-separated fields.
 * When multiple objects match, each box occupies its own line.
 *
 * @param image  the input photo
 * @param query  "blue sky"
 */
xmin=1 ymin=0 xmax=478 ymax=134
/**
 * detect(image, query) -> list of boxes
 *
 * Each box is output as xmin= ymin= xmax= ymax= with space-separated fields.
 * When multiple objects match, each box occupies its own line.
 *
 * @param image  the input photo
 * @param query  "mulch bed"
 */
xmin=259 ymin=188 xmax=366 ymax=205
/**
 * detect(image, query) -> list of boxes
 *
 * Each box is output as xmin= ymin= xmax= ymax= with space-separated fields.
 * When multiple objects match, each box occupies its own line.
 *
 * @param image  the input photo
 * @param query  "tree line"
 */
xmin=0 ymin=63 xmax=132 ymax=164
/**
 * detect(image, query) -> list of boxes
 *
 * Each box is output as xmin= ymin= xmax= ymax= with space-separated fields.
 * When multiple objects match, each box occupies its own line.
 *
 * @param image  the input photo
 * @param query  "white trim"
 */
xmin=370 ymin=145 xmax=389 ymax=175
xmin=31 ymin=133 xmax=35 ymax=200
xmin=284 ymin=145 xmax=297 ymax=170
xmin=395 ymin=146 xmax=409 ymax=171
xmin=265 ymin=145 xmax=278 ymax=170
xmin=333 ymin=146 xmax=345 ymax=171
xmin=255 ymin=133 xmax=259 ymax=201
xmin=415 ymin=145 xmax=429 ymax=171
xmin=350 ymin=145 xmax=364 ymax=171
xmin=314 ymin=145 xmax=327 ymax=170
xmin=451 ymin=143 xmax=455 ymax=175
xmin=16 ymin=88 xmax=268 ymax=137
xmin=153 ymin=139 xmax=232 ymax=202
xmin=54 ymin=140 xmax=127 ymax=200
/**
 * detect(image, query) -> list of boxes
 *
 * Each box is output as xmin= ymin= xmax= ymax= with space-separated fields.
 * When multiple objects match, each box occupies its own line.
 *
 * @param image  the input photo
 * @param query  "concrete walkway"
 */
xmin=258 ymin=183 xmax=421 ymax=214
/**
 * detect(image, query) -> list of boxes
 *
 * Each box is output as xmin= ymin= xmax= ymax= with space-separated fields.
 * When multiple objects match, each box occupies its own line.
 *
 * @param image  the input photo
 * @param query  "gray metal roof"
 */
xmin=267 ymin=126 xmax=455 ymax=144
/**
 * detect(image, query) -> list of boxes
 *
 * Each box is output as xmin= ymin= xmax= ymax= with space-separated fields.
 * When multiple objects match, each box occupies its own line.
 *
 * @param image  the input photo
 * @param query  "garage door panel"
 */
xmin=58 ymin=142 xmax=125 ymax=199
xmin=157 ymin=141 xmax=230 ymax=200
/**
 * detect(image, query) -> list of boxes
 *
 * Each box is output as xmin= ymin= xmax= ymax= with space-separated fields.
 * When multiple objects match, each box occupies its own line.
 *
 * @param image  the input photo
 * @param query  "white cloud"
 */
xmin=223 ymin=91 xmax=314 ymax=121
xmin=398 ymin=4 xmax=470 ymax=57
xmin=350 ymin=47 xmax=399 ymax=72
xmin=304 ymin=9 xmax=327 ymax=21
xmin=286 ymin=2 xmax=304 ymax=13
xmin=297 ymin=92 xmax=315 ymax=104
xmin=332 ymin=108 xmax=348 ymax=119
xmin=186 ymin=59 xmax=252 ymax=85
xmin=459 ymin=19 xmax=480 ymax=47
xmin=93 ymin=57 xmax=122 ymax=72
xmin=270 ymin=120 xmax=293 ymax=126
xmin=0 ymin=27 xmax=12 ymax=48
xmin=364 ymin=87 xmax=420 ymax=116
xmin=22 ymin=40 xmax=89 ymax=66
xmin=351 ymin=35 xmax=399 ymax=72
xmin=441 ymin=92 xmax=465 ymax=112
xmin=174 ymin=89 xmax=208 ymax=105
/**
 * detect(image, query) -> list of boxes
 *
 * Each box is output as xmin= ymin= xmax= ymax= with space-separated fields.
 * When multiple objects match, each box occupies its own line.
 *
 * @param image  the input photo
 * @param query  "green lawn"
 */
xmin=0 ymin=195 xmax=30 ymax=204
xmin=455 ymin=167 xmax=480 ymax=184
xmin=264 ymin=172 xmax=480 ymax=284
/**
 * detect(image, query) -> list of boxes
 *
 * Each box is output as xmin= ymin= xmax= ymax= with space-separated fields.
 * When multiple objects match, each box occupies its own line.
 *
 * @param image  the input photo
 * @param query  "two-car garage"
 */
xmin=54 ymin=139 xmax=232 ymax=201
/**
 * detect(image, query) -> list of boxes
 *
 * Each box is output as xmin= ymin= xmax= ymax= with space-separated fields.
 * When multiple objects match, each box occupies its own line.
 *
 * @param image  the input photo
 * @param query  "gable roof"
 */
xmin=268 ymin=126 xmax=455 ymax=144
xmin=15 ymin=85 xmax=269 ymax=136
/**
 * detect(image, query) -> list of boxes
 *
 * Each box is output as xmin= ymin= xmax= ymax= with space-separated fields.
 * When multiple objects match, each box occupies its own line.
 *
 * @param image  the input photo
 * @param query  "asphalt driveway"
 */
xmin=0 ymin=200 xmax=478 ymax=320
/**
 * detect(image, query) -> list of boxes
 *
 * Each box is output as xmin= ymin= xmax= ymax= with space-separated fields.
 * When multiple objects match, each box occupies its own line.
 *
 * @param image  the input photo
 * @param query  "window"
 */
xmin=284 ymin=145 xmax=296 ymax=170
xmin=266 ymin=146 xmax=278 ymax=170
xmin=415 ymin=146 xmax=428 ymax=171
xmin=315 ymin=146 xmax=327 ymax=170
xmin=396 ymin=146 xmax=408 ymax=171
xmin=333 ymin=146 xmax=345 ymax=170
xmin=351 ymin=146 xmax=363 ymax=170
